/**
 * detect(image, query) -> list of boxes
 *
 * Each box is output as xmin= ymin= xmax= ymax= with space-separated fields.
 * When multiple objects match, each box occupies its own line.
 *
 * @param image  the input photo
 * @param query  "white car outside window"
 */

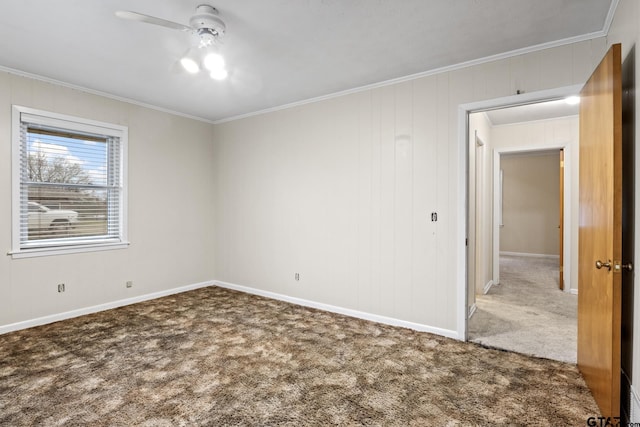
xmin=27 ymin=201 xmax=78 ymax=232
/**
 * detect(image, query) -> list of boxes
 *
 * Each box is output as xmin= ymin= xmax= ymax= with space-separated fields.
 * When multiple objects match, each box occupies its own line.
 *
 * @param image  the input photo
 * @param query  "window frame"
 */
xmin=11 ymin=105 xmax=129 ymax=258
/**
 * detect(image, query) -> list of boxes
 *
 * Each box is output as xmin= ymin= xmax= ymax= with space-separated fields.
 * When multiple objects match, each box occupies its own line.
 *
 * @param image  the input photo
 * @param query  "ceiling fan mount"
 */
xmin=189 ymin=5 xmax=225 ymax=37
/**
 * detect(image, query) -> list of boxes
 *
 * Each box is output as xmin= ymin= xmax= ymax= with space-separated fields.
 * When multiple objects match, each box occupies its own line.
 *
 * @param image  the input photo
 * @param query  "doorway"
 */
xmin=465 ymin=99 xmax=578 ymax=363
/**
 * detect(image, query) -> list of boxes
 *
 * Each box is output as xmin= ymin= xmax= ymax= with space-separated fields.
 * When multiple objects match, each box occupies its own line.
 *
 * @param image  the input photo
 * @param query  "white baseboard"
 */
xmin=500 ymin=251 xmax=560 ymax=259
xmin=1 ymin=278 xmax=461 ymax=342
xmin=569 ymin=288 xmax=578 ymax=295
xmin=468 ymin=303 xmax=477 ymax=319
xmin=0 ymin=281 xmax=214 ymax=335
xmin=631 ymin=385 xmax=640 ymax=422
xmin=214 ymin=280 xmax=460 ymax=340
xmin=482 ymin=280 xmax=494 ymax=295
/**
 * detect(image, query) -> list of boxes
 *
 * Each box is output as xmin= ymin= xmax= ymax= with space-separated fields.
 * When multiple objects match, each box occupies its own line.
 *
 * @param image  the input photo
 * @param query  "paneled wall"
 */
xmin=213 ymin=38 xmax=608 ymax=336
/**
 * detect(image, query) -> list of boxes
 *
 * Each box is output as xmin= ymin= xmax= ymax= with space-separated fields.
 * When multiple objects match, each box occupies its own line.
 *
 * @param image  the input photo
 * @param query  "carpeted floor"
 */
xmin=468 ymin=255 xmax=577 ymax=363
xmin=0 ymin=286 xmax=597 ymax=425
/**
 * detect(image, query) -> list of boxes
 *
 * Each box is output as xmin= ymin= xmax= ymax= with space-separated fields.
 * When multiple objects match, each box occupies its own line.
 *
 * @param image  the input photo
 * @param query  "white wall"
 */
xmin=500 ymin=152 xmax=560 ymax=256
xmin=0 ymin=72 xmax=216 ymax=328
xmin=213 ymin=39 xmax=608 ymax=337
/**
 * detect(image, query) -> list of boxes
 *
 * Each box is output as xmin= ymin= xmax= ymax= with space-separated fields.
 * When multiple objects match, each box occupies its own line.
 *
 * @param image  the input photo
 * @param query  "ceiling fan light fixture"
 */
xmin=180 ymin=57 xmax=200 ymax=74
xmin=210 ymin=68 xmax=228 ymax=80
xmin=116 ymin=4 xmax=229 ymax=81
xmin=179 ymin=46 xmax=201 ymax=73
xmin=203 ymin=52 xmax=225 ymax=72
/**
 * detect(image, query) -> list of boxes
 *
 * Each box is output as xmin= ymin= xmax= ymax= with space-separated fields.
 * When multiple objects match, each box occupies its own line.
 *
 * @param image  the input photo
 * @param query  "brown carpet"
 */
xmin=0 ymin=287 xmax=598 ymax=426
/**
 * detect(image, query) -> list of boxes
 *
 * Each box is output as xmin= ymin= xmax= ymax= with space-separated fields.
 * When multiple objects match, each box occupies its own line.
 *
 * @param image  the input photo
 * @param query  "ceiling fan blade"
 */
xmin=115 ymin=10 xmax=192 ymax=32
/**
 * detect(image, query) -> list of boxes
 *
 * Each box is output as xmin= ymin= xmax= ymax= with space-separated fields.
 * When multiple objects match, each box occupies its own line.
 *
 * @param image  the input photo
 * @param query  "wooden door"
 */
xmin=578 ymin=43 xmax=622 ymax=418
xmin=559 ymin=149 xmax=564 ymax=290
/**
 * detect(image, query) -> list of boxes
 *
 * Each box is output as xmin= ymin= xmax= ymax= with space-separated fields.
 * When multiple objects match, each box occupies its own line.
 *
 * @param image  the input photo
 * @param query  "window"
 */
xmin=11 ymin=106 xmax=128 ymax=257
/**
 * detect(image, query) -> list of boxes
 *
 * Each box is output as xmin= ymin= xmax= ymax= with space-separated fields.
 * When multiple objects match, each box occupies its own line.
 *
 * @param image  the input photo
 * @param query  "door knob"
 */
xmin=614 ymin=262 xmax=633 ymax=272
xmin=595 ymin=260 xmax=612 ymax=271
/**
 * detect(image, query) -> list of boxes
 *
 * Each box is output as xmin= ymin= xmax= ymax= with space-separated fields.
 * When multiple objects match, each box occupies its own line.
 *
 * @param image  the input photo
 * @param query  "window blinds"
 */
xmin=18 ymin=112 xmax=124 ymax=249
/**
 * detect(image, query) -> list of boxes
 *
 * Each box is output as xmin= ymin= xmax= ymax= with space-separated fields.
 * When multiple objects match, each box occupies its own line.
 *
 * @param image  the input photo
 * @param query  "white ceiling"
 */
xmin=0 ymin=1 xmax=615 ymax=123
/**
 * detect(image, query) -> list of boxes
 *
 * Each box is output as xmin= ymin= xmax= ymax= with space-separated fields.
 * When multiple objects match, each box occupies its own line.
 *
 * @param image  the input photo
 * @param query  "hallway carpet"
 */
xmin=468 ymin=255 xmax=577 ymax=363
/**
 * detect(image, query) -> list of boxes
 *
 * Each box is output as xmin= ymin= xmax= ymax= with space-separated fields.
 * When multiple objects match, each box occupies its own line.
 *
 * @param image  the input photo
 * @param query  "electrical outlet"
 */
xmin=295 ymin=273 xmax=300 ymax=281
xmin=126 ymin=281 xmax=133 ymax=288
xmin=57 ymin=283 xmax=65 ymax=293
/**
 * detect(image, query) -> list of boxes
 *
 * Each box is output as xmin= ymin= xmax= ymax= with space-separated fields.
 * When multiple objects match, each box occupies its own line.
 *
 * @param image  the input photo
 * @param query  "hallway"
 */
xmin=468 ymin=255 xmax=577 ymax=363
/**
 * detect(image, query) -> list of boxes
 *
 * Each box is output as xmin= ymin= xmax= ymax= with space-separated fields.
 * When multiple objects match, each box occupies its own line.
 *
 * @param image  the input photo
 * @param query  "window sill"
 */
xmin=8 ymin=242 xmax=130 ymax=259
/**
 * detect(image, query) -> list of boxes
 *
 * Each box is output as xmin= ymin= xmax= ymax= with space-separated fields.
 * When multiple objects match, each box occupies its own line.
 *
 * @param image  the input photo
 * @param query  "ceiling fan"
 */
xmin=116 ymin=4 xmax=228 ymax=80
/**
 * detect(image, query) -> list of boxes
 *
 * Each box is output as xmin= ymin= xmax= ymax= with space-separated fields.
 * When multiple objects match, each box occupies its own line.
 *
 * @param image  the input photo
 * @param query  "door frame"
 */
xmin=457 ymin=84 xmax=582 ymax=340
xmin=492 ymin=144 xmax=572 ymax=293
